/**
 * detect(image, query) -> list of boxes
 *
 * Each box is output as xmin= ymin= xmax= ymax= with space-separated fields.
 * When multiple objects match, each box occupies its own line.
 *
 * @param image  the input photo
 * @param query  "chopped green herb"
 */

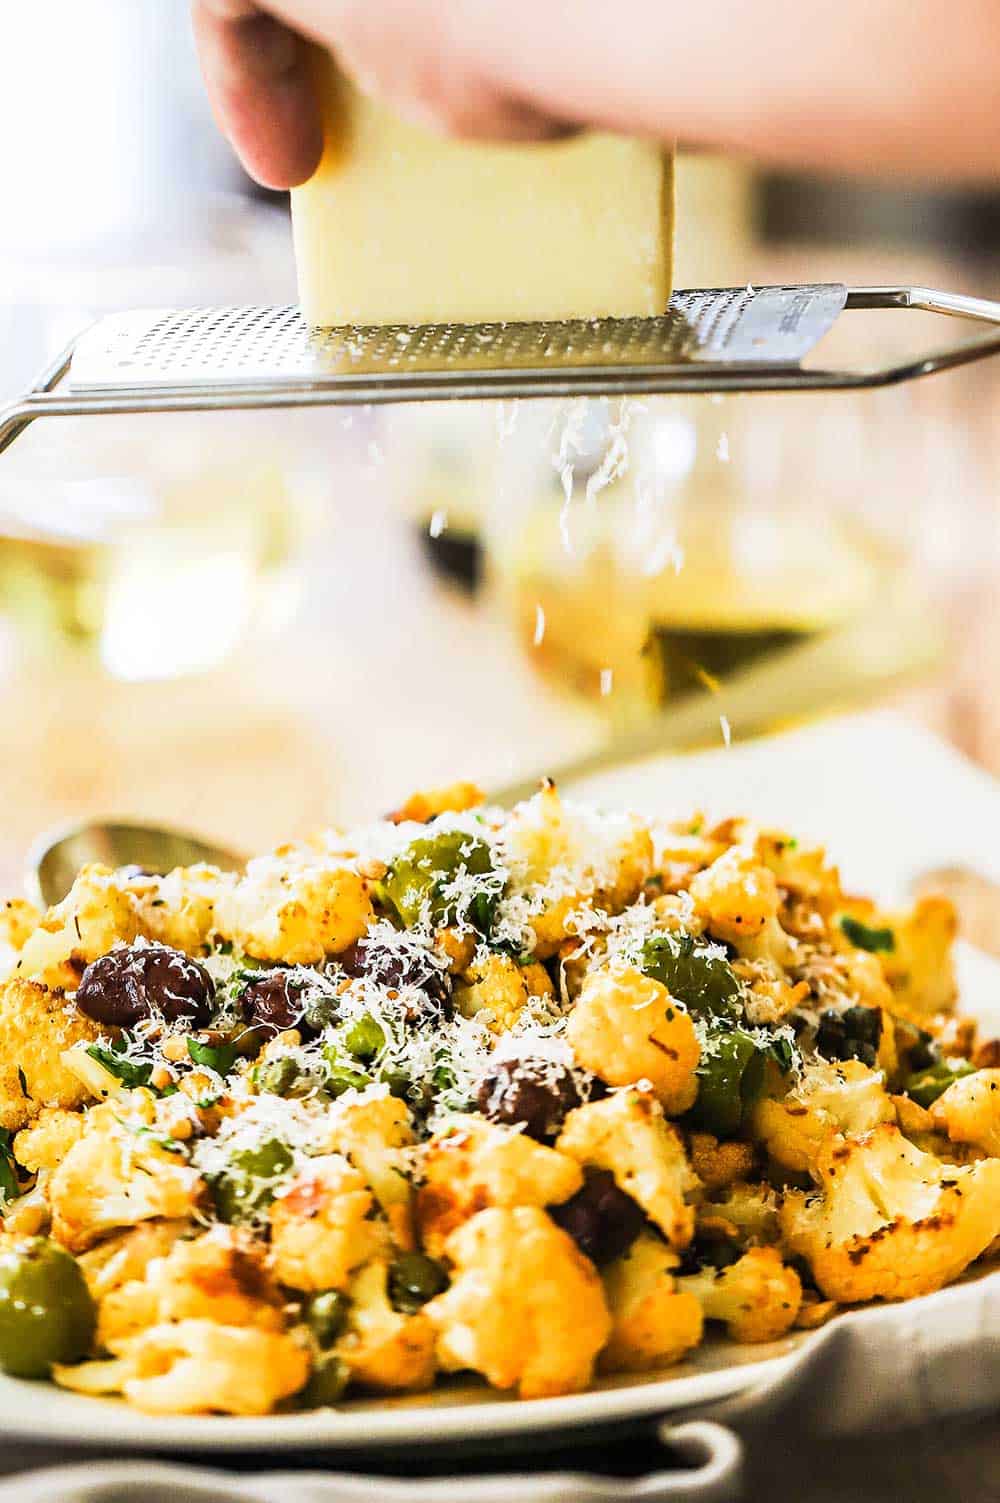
xmin=15 ymin=1068 xmax=26 ymax=1097
xmin=0 ymin=1129 xmax=21 ymax=1204
xmin=188 ymin=1037 xmax=239 ymax=1075
xmin=85 ymin=1043 xmax=153 ymax=1090
xmin=839 ymin=915 xmax=895 ymax=953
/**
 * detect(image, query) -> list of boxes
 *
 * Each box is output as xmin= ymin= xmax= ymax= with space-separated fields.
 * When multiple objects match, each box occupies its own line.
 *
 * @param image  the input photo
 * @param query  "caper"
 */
xmin=210 ymin=1138 xmax=294 ymax=1223
xmin=301 ymin=992 xmax=340 ymax=1034
xmin=388 ymin=1252 xmax=448 ymax=1314
xmin=0 ymin=1238 xmax=96 ymax=1379
xmin=381 ymin=832 xmax=495 ymax=930
xmin=343 ymin=1012 xmax=386 ymax=1063
xmin=255 ymin=1056 xmax=301 ymax=1097
xmin=305 ymin=1290 xmax=348 ymax=1347
xmin=299 ymin=1352 xmax=350 ymax=1408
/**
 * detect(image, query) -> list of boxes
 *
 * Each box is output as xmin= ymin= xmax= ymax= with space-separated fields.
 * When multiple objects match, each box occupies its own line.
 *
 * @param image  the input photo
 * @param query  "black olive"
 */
xmin=340 ymin=938 xmax=451 ymax=1020
xmin=76 ymin=944 xmax=215 ymax=1028
xmin=477 ymin=1057 xmax=599 ymax=1142
xmin=240 ymin=971 xmax=309 ymax=1035
xmin=550 ymin=1170 xmax=645 ymax=1266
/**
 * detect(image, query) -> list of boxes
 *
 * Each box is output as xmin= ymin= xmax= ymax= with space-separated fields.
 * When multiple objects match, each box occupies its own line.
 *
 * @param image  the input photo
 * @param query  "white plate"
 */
xmin=2 ymin=712 xmax=998 ymax=1452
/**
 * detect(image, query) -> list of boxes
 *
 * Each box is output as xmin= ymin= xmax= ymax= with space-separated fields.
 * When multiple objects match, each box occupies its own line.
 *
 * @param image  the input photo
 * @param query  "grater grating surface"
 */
xmin=67 ymin=285 xmax=847 ymax=392
xmin=4 ymin=282 xmax=1000 ymax=461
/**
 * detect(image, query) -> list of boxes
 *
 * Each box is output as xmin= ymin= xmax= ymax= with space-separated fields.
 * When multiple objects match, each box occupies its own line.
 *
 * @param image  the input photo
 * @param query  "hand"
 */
xmin=193 ymin=0 xmax=1000 ymax=189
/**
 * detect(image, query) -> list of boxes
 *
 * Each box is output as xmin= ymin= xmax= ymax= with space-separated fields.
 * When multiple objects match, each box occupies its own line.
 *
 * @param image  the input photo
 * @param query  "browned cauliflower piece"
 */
xmin=55 ymin=1320 xmax=310 ymax=1415
xmin=877 ymin=896 xmax=958 ymax=1017
xmin=323 ymin=1091 xmax=417 ymax=1249
xmin=687 ymin=1133 xmax=757 ymax=1192
xmin=502 ymin=785 xmax=653 ymax=957
xmin=677 ymin=1247 xmax=802 ymax=1343
xmin=600 ymin=1231 xmax=703 ymax=1372
xmin=78 ymin=1220 xmax=189 ymax=1301
xmin=752 ymin=1059 xmax=895 ymax=1175
xmin=119 ymin=864 xmax=232 ymax=955
xmin=15 ymin=866 xmax=143 ymax=988
xmin=416 ymin=1115 xmax=582 ymax=1258
xmin=930 ymin=1069 xmax=1000 ymax=1158
xmin=688 ymin=846 xmax=783 ymax=950
xmin=12 ymin=1107 xmax=85 ymax=1172
xmin=566 ymin=966 xmax=700 ymax=1115
xmin=0 ymin=895 xmax=40 ymax=955
xmin=453 ymin=954 xmax=554 ymax=1034
xmin=48 ymin=1096 xmax=204 ymax=1252
xmin=98 ymin=1225 xmax=285 ymax=1351
xmin=556 ymin=1089 xmax=698 ymax=1249
xmin=426 ymin=1207 xmax=611 ymax=1398
xmin=270 ymin=1154 xmax=385 ymax=1292
xmin=0 ymin=978 xmax=104 ymax=1131
xmin=780 ymin=1124 xmax=1000 ymax=1302
xmin=215 ymin=848 xmax=372 ymax=964
xmin=335 ymin=1259 xmax=436 ymax=1393
xmin=390 ymin=782 xmax=486 ymax=824
xmin=700 ymin=1182 xmax=782 ymax=1249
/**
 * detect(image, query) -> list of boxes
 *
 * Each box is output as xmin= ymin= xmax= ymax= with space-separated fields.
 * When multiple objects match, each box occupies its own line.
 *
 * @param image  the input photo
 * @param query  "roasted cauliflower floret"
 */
xmin=503 ymin=785 xmax=653 ymax=957
xmin=0 ymin=899 xmax=41 ymax=980
xmin=426 ymin=1207 xmax=610 ymax=1398
xmin=930 ymin=1069 xmax=1000 ymax=1158
xmin=780 ymin=1124 xmax=1000 ymax=1302
xmin=698 ymin=1181 xmax=782 ymax=1249
xmin=335 ymin=1258 xmax=436 ymax=1393
xmin=687 ymin=1134 xmax=757 ymax=1192
xmin=78 ymin=1220 xmax=189 ymax=1301
xmin=600 ymin=1232 xmax=703 ymax=1373
xmin=454 ymin=954 xmax=553 ymax=1034
xmin=416 ymin=1116 xmax=582 ymax=1258
xmin=15 ymin=866 xmax=143 ymax=988
xmin=56 ymin=1320 xmax=310 ymax=1416
xmin=869 ymin=895 xmax=957 ymax=1018
xmin=48 ymin=1097 xmax=204 ymax=1252
xmin=12 ymin=1107 xmax=85 ymax=1173
xmin=689 ymin=846 xmax=782 ymax=949
xmin=324 ymin=1091 xmax=417 ymax=1249
xmin=0 ymin=979 xmax=104 ymax=1131
xmin=270 ymin=1154 xmax=385 ymax=1292
xmin=678 ymin=1248 xmax=802 ymax=1343
xmin=752 ymin=1059 xmax=895 ymax=1174
xmin=566 ymin=966 xmax=700 ymax=1115
xmin=120 ymin=864 xmax=232 ymax=955
xmin=98 ymin=1225 xmax=284 ymax=1351
xmin=390 ymin=782 xmax=486 ymax=824
xmin=215 ymin=850 xmax=372 ymax=964
xmin=557 ymin=1089 xmax=698 ymax=1248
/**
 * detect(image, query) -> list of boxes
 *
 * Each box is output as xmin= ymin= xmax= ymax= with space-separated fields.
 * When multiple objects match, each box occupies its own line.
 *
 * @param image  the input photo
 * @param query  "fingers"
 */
xmin=192 ymin=0 xmax=324 ymax=188
xmin=260 ymin=0 xmax=576 ymax=142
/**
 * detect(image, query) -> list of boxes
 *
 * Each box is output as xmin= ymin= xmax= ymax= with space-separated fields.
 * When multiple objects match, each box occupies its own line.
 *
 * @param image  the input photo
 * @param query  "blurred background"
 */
xmin=1 ymin=0 xmax=999 ymax=890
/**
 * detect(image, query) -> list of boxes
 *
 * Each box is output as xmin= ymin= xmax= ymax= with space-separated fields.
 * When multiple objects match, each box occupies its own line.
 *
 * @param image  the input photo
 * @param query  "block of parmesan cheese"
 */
xmin=291 ymin=60 xmax=674 ymax=328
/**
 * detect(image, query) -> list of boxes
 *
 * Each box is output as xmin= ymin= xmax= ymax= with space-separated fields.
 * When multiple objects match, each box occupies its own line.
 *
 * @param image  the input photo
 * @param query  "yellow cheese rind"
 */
xmin=292 ymin=62 xmax=674 ymax=328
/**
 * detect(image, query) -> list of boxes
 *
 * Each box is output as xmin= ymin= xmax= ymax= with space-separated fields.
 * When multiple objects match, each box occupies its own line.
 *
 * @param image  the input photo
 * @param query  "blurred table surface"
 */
xmin=0 ymin=233 xmax=998 ymax=904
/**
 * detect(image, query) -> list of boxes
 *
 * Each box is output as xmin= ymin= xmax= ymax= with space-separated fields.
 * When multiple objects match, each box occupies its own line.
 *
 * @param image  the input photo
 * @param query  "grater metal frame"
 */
xmin=3 ymin=283 xmax=1000 ymax=460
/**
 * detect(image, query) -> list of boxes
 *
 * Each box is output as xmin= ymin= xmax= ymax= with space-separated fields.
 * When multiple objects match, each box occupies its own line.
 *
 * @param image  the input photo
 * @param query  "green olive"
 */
xmin=305 ymin=1290 xmax=348 ymax=1348
xmin=343 ymin=1013 xmax=386 ymax=1063
xmin=321 ymin=1046 xmax=373 ymax=1098
xmin=640 ymin=933 xmax=741 ymax=1017
xmin=381 ymin=832 xmax=495 ymax=930
xmin=299 ymin=1352 xmax=350 ymax=1408
xmin=388 ymin=1252 xmax=448 ymax=1314
xmin=0 ymin=1238 xmax=96 ymax=1379
xmin=210 ymin=1138 xmax=294 ymax=1223
xmin=688 ymin=1029 xmax=766 ymax=1139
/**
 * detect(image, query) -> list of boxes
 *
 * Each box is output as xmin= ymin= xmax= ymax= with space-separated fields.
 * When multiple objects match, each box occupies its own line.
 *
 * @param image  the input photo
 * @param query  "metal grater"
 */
xmin=4 ymin=282 xmax=1000 ymax=459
